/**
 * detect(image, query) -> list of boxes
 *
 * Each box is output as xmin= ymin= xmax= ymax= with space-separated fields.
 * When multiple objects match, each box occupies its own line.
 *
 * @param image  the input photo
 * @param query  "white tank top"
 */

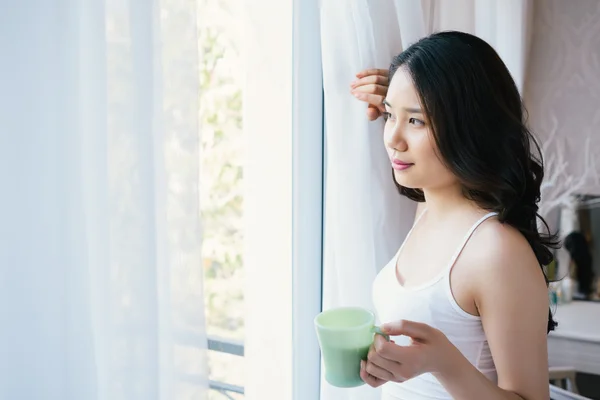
xmin=373 ymin=210 xmax=499 ymax=400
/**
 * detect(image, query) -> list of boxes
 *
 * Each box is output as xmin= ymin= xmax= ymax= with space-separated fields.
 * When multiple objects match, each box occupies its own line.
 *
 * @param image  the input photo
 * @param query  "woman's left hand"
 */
xmin=360 ymin=320 xmax=459 ymax=388
xmin=350 ymin=68 xmax=389 ymax=121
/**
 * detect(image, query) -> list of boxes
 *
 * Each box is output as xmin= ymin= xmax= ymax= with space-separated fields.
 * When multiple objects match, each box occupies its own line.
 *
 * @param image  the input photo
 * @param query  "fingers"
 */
xmin=366 ymin=105 xmax=381 ymax=121
xmin=351 ymin=74 xmax=389 ymax=88
xmin=360 ymin=360 xmax=387 ymax=387
xmin=351 ymin=91 xmax=385 ymax=109
xmin=352 ymin=68 xmax=389 ymax=122
xmin=368 ymin=343 xmax=403 ymax=380
xmin=362 ymin=359 xmax=395 ymax=382
xmin=351 ymin=82 xmax=387 ymax=112
xmin=382 ymin=320 xmax=435 ymax=341
xmin=371 ymin=335 xmax=406 ymax=363
xmin=356 ymin=68 xmax=389 ymax=79
xmin=351 ymin=83 xmax=388 ymax=98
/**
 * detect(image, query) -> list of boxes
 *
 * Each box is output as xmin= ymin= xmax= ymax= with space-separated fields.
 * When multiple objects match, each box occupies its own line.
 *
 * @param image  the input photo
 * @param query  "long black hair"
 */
xmin=389 ymin=31 xmax=559 ymax=332
xmin=564 ymin=231 xmax=595 ymax=297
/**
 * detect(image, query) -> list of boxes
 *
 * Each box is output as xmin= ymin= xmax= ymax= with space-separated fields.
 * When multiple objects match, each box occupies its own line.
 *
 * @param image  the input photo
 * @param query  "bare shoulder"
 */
xmin=463 ymin=216 xmax=548 ymax=296
xmin=467 ymin=217 xmax=540 ymax=272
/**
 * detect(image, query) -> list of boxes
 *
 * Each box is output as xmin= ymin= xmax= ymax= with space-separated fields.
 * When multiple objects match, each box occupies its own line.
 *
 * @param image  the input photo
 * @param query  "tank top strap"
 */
xmin=444 ymin=212 xmax=498 ymax=275
xmin=413 ymin=207 xmax=428 ymax=227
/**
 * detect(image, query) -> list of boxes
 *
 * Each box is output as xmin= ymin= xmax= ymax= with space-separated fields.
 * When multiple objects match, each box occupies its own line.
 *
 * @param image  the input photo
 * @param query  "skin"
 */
xmin=348 ymin=68 xmax=550 ymax=400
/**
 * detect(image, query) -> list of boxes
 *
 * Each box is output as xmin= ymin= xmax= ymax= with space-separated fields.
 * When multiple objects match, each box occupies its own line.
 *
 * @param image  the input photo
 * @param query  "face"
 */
xmin=382 ymin=68 xmax=457 ymax=191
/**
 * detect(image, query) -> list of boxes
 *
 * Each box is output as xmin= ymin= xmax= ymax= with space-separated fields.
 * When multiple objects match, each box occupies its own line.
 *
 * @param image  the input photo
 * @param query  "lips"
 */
xmin=392 ymin=159 xmax=413 ymax=171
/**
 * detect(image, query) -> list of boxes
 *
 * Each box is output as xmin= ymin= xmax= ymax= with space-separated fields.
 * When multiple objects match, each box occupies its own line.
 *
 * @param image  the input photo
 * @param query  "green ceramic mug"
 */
xmin=314 ymin=307 xmax=389 ymax=388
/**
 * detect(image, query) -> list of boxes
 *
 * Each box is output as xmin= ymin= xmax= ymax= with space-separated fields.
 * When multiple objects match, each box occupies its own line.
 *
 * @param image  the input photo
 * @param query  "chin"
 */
xmin=393 ymin=173 xmax=422 ymax=189
xmin=396 ymin=179 xmax=423 ymax=189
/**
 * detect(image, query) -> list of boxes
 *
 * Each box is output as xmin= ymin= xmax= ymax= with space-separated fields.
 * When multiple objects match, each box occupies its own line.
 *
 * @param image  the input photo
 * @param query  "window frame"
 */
xmin=291 ymin=0 xmax=324 ymax=398
xmin=239 ymin=0 xmax=324 ymax=397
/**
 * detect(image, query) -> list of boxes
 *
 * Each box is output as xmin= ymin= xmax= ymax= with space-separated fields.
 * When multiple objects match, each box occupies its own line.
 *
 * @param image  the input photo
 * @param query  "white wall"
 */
xmin=525 ymin=0 xmax=600 ymax=196
xmin=524 ymin=0 xmax=600 ymax=280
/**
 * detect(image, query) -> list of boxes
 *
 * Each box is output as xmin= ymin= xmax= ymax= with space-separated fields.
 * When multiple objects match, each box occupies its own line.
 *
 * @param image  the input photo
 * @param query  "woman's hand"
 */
xmin=360 ymin=320 xmax=459 ymax=388
xmin=350 ymin=68 xmax=389 ymax=121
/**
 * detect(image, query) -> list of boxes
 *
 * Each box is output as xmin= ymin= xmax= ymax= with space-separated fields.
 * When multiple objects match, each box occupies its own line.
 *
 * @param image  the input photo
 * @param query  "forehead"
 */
xmin=386 ymin=68 xmax=421 ymax=108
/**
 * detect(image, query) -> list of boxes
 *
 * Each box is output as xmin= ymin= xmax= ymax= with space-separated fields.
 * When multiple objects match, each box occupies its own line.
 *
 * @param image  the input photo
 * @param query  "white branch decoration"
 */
xmin=537 ymin=115 xmax=600 ymax=226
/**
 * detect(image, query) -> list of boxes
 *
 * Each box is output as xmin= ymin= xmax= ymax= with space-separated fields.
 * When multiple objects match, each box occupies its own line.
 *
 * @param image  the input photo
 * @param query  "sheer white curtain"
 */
xmin=429 ymin=0 xmax=534 ymax=93
xmin=319 ymin=1 xmax=421 ymax=399
xmin=319 ymin=1 xmax=533 ymax=399
xmin=0 ymin=1 xmax=208 ymax=399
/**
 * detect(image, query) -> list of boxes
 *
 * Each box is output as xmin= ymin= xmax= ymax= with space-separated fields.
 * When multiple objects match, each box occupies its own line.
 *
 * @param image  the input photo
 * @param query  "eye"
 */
xmin=409 ymin=117 xmax=425 ymax=127
xmin=382 ymin=112 xmax=395 ymax=122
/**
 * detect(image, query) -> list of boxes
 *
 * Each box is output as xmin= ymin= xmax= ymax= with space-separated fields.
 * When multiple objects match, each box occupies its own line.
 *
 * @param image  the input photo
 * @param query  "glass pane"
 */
xmin=199 ymin=0 xmax=245 ymax=392
xmin=199 ymin=0 xmax=244 ymax=342
xmin=208 ymin=349 xmax=245 ymax=392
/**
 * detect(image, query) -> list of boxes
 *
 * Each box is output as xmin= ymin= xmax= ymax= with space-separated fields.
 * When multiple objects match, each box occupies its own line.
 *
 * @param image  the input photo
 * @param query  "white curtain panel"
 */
xmin=430 ymin=0 xmax=534 ymax=93
xmin=0 ymin=1 xmax=208 ymax=399
xmin=319 ymin=1 xmax=419 ymax=399
xmin=319 ymin=1 xmax=532 ymax=399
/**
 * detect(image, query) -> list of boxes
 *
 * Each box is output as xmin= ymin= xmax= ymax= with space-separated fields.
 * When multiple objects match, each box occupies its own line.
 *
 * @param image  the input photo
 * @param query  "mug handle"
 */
xmin=372 ymin=326 xmax=390 ymax=341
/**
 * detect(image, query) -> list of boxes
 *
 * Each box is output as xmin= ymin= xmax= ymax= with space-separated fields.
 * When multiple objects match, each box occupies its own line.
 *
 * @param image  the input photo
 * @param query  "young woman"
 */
xmin=350 ymin=31 xmax=557 ymax=400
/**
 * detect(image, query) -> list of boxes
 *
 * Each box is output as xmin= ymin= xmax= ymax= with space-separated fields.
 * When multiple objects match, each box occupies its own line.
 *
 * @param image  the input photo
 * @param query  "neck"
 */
xmin=422 ymin=184 xmax=478 ymax=221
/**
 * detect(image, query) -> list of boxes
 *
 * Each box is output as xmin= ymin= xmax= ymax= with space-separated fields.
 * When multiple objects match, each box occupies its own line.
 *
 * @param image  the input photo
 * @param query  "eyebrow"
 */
xmin=382 ymin=99 xmax=422 ymax=114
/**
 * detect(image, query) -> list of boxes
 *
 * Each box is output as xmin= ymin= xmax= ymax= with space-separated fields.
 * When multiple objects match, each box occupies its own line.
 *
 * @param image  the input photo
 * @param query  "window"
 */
xmin=198 ymin=0 xmax=245 ymax=398
xmin=200 ymin=0 xmax=323 ymax=398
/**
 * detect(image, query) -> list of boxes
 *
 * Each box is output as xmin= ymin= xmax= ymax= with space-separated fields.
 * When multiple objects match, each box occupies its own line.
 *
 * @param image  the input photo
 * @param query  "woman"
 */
xmin=350 ymin=31 xmax=557 ymax=400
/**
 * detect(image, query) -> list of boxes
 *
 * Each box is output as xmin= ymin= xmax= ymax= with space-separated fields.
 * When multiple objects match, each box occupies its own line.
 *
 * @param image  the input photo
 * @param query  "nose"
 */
xmin=384 ymin=123 xmax=408 ymax=153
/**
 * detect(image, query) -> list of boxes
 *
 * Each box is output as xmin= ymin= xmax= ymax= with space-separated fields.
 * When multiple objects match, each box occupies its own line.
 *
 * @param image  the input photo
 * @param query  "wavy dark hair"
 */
xmin=564 ymin=231 xmax=595 ymax=297
xmin=389 ymin=31 xmax=559 ymax=332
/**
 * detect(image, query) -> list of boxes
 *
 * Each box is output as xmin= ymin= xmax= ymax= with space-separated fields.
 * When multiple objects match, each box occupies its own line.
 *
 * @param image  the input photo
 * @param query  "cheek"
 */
xmin=411 ymin=132 xmax=437 ymax=161
xmin=424 ymin=147 xmax=457 ymax=183
xmin=385 ymin=147 xmax=394 ymax=160
xmin=424 ymin=147 xmax=445 ymax=170
xmin=414 ymin=134 xmax=455 ymax=178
